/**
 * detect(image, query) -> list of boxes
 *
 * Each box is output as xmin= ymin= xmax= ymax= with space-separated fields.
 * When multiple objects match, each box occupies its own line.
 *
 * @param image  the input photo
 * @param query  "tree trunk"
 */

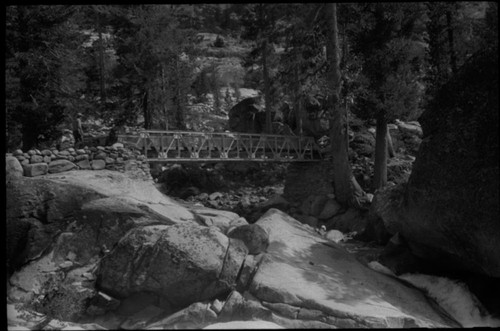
xmin=258 ymin=3 xmax=272 ymax=134
xmin=174 ymin=94 xmax=184 ymax=129
xmin=293 ymin=53 xmax=303 ymax=135
xmin=387 ymin=129 xmax=395 ymax=158
xmin=373 ymin=111 xmax=388 ymax=191
xmin=143 ymin=90 xmax=150 ymax=130
xmin=97 ymin=15 xmax=107 ymax=103
xmin=174 ymin=86 xmax=184 ymax=130
xmin=174 ymin=58 xmax=185 ymax=130
xmin=263 ymin=38 xmax=272 ymax=133
xmin=446 ymin=8 xmax=458 ymax=74
xmin=161 ymin=65 xmax=168 ymax=130
xmin=326 ymin=3 xmax=364 ymax=207
xmin=341 ymin=27 xmax=350 ymax=152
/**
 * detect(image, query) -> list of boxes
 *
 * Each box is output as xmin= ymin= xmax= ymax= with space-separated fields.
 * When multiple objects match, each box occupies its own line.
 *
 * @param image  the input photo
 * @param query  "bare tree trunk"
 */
xmin=326 ymin=3 xmax=364 ymax=206
xmin=373 ymin=111 xmax=388 ymax=190
xmin=263 ymin=38 xmax=272 ymax=133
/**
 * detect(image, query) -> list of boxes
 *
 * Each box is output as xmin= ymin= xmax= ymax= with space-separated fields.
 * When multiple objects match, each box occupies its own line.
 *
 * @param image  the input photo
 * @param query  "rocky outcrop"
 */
xmin=373 ymin=45 xmax=500 ymax=277
xmin=8 ymin=186 xmax=474 ymax=329
xmin=227 ymin=209 xmax=459 ymax=328
xmin=6 ymin=170 xmax=197 ymax=275
xmin=7 ymin=169 xmax=257 ymax=328
xmin=8 ymin=165 xmax=488 ymax=329
xmin=96 ymin=223 xmax=248 ymax=308
xmin=52 ymin=196 xmax=181 ymax=266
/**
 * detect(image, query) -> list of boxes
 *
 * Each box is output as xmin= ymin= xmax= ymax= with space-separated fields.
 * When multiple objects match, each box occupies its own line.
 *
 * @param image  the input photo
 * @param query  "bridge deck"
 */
xmin=118 ymin=130 xmax=323 ymax=162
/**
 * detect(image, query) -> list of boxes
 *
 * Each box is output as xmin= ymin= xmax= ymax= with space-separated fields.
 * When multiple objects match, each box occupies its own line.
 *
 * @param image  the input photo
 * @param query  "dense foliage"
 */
xmin=5 ymin=3 xmax=496 ymax=158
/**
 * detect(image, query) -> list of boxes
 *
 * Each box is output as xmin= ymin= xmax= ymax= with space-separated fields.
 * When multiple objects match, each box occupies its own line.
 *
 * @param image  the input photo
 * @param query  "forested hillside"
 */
xmin=6 ymin=3 xmax=494 ymax=147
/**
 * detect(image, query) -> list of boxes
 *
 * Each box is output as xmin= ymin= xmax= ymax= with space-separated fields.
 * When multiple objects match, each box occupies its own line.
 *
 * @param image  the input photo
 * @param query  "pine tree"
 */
xmin=349 ymin=2 xmax=427 ymax=191
xmin=6 ymin=5 xmax=88 ymax=150
xmin=326 ymin=3 xmax=366 ymax=207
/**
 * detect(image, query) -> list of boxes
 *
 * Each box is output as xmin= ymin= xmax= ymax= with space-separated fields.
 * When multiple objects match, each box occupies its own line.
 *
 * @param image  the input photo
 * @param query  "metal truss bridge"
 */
xmin=117 ymin=130 xmax=323 ymax=163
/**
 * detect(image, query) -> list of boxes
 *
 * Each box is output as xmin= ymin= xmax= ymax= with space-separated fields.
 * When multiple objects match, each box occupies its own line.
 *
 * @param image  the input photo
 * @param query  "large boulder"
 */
xmin=228 ymin=224 xmax=269 ymax=255
xmin=96 ymin=223 xmax=248 ymax=308
xmin=375 ymin=45 xmax=500 ymax=277
xmin=52 ymin=196 xmax=181 ymax=266
xmin=243 ymin=209 xmax=459 ymax=328
xmin=6 ymin=155 xmax=24 ymax=178
xmin=228 ymin=97 xmax=265 ymax=133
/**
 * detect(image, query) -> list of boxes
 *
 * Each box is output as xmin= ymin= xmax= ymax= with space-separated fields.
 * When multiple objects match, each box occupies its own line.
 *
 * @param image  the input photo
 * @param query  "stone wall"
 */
xmin=5 ymin=143 xmax=152 ymax=181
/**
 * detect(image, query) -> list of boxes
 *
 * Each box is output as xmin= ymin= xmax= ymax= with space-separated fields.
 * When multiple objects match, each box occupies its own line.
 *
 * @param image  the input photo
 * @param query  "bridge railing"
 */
xmin=117 ymin=130 xmax=323 ymax=162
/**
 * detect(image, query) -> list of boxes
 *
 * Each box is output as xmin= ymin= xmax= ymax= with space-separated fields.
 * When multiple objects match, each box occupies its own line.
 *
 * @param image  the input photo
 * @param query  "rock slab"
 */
xmin=247 ymin=208 xmax=458 ymax=328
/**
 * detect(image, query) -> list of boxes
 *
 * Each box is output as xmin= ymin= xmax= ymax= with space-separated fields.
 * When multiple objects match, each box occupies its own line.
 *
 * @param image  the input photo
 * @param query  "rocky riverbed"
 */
xmin=7 ymin=167 xmax=500 ymax=330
